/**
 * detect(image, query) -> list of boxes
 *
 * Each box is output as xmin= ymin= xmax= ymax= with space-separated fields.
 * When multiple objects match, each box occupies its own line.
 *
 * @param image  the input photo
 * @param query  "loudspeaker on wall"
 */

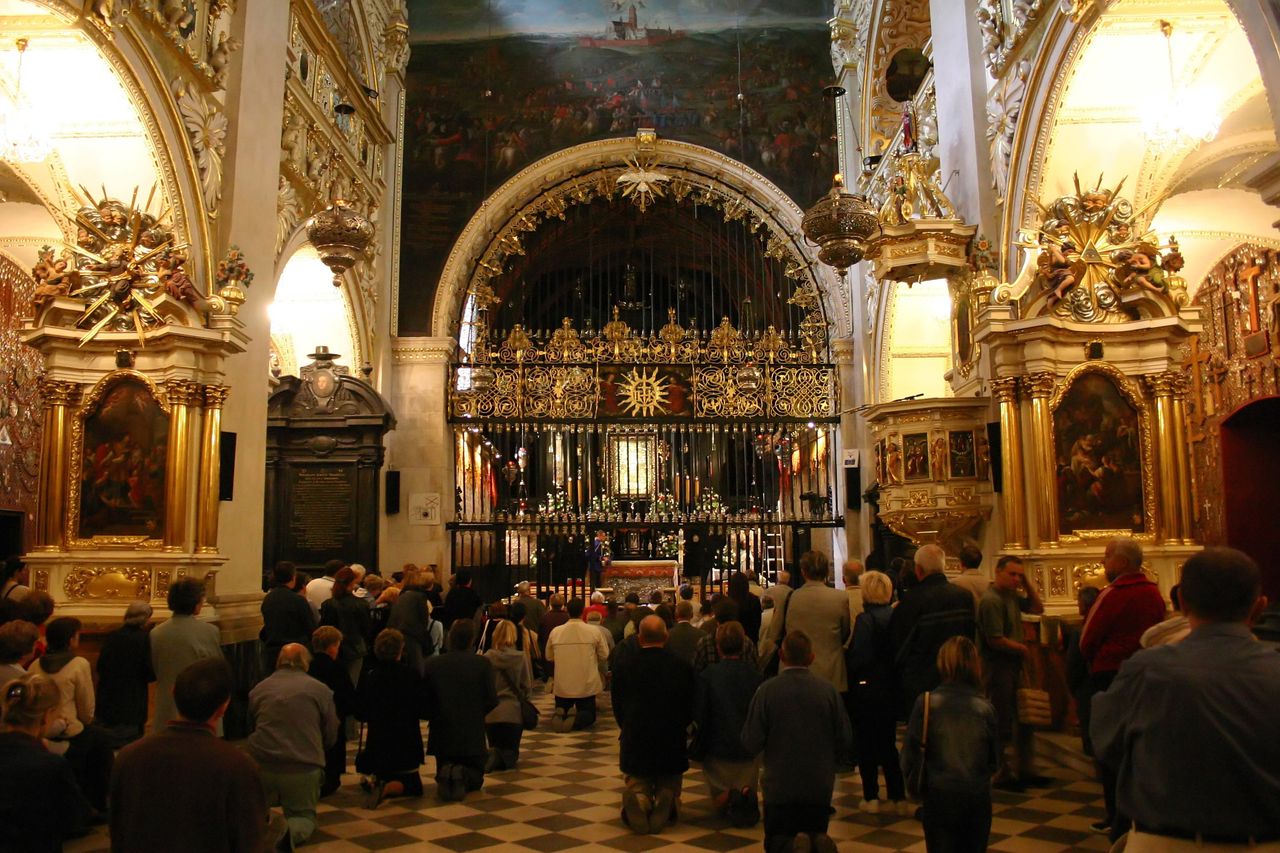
xmin=385 ymin=470 xmax=400 ymax=514
xmin=986 ymin=422 xmax=1003 ymax=493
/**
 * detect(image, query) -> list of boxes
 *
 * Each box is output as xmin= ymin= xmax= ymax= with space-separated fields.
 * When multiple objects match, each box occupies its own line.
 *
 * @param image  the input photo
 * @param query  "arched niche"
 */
xmin=427 ymin=137 xmax=850 ymax=343
xmin=876 ymin=278 xmax=952 ymax=402
xmin=1001 ymin=0 xmax=1279 ymax=294
xmin=269 ymin=239 xmax=368 ymax=377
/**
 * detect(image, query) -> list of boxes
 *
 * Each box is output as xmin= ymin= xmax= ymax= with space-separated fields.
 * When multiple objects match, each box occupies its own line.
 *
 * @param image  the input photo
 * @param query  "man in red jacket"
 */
xmin=1078 ymin=536 xmax=1165 ymax=838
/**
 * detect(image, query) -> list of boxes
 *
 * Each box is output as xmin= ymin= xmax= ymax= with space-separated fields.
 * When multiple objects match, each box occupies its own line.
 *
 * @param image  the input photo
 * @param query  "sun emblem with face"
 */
xmin=617 ymin=366 xmax=670 ymax=417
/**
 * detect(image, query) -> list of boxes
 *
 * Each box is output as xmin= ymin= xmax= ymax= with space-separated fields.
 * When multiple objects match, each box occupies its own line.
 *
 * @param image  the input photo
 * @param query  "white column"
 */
xmin=382 ymin=338 xmax=457 ymax=574
xmin=212 ymin=0 xmax=291 ymax=613
xmin=927 ymin=0 xmax=999 ymax=237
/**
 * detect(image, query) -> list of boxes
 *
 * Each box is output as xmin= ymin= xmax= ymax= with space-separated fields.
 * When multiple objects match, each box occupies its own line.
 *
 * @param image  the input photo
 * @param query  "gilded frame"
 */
xmin=1049 ymin=362 xmax=1157 ymax=542
xmin=65 ymin=370 xmax=171 ymax=550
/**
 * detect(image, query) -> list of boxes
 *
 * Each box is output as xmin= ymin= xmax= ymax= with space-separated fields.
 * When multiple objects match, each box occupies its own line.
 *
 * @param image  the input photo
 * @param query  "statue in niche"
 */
xmin=885 ymin=438 xmax=904 ymax=485
xmin=930 ymin=436 xmax=948 ymax=479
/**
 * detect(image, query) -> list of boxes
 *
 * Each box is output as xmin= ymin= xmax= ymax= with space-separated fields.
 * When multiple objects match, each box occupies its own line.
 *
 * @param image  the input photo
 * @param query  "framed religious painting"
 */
xmin=1052 ymin=368 xmax=1147 ymax=535
xmin=71 ymin=373 xmax=169 ymax=544
xmin=903 ymin=432 xmax=930 ymax=480
xmin=948 ymin=429 xmax=977 ymax=479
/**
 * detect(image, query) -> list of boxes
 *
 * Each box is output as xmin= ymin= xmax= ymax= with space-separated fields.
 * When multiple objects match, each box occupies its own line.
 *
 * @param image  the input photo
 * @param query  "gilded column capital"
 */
xmin=1142 ymin=371 xmax=1179 ymax=398
xmin=163 ymin=379 xmax=204 ymax=408
xmin=202 ymin=385 xmax=231 ymax=409
xmin=990 ymin=376 xmax=1020 ymax=404
xmin=38 ymin=377 xmax=81 ymax=408
xmin=1024 ymin=371 xmax=1057 ymax=399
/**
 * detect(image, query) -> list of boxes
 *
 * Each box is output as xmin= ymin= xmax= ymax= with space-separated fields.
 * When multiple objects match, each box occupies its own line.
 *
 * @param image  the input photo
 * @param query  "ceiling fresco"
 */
xmin=398 ymin=0 xmax=834 ymax=336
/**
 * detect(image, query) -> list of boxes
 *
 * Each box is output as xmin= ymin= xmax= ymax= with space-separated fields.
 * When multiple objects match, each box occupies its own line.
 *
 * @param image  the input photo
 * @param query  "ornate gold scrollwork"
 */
xmin=63 ymin=566 xmax=152 ymax=601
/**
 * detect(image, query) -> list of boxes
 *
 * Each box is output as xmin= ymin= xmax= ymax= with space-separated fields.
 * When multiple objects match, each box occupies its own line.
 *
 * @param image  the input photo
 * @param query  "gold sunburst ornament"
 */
xmin=616 ymin=155 xmax=671 ymax=212
xmin=618 ymin=366 xmax=669 ymax=417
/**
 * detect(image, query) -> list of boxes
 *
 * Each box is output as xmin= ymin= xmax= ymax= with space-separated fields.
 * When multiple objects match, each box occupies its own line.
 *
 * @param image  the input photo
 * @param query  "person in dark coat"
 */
xmin=309 ymin=626 xmax=357 ymax=796
xmin=260 ymin=561 xmax=316 ymax=670
xmin=321 ymin=567 xmax=372 ymax=688
xmin=440 ymin=570 xmax=482 ymax=629
xmin=889 ymin=544 xmax=977 ymax=717
xmin=846 ymin=571 xmax=906 ymax=814
xmin=0 ymin=675 xmax=92 ymax=852
xmin=611 ymin=615 xmax=697 ymax=834
xmin=423 ymin=619 xmax=498 ymax=801
xmin=694 ymin=621 xmax=762 ymax=826
xmin=94 ymin=601 xmax=155 ymax=747
xmin=387 ymin=566 xmax=438 ymax=675
xmin=727 ymin=573 xmax=763 ymax=644
xmin=356 ymin=629 xmax=429 ymax=807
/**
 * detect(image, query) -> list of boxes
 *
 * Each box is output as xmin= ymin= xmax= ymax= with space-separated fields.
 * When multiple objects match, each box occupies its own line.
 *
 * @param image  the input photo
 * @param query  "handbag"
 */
xmin=1016 ymin=663 xmax=1052 ymax=728
xmin=499 ymin=664 xmax=539 ymax=730
xmin=904 ymin=691 xmax=930 ymax=801
xmin=759 ymin=590 xmax=793 ymax=678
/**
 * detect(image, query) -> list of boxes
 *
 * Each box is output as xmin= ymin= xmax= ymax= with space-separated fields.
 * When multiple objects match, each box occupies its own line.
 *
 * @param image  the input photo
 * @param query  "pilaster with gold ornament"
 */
xmin=1025 ymin=371 xmax=1059 ymax=546
xmin=991 ymin=377 xmax=1027 ymax=548
xmin=33 ymin=379 xmax=80 ymax=551
xmin=196 ymin=385 xmax=231 ymax=553
xmin=162 ymin=380 xmax=203 ymax=552
xmin=1143 ymin=371 xmax=1183 ymax=544
xmin=1170 ymin=373 xmax=1195 ymax=545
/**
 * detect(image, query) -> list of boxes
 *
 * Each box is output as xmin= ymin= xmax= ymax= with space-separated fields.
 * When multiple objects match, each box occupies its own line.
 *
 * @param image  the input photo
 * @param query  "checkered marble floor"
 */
xmin=68 ymin=687 xmax=1110 ymax=852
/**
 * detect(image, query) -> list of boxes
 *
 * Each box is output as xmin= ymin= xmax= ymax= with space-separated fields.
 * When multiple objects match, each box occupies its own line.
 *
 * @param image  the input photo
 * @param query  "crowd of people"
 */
xmin=0 ymin=540 xmax=1276 ymax=852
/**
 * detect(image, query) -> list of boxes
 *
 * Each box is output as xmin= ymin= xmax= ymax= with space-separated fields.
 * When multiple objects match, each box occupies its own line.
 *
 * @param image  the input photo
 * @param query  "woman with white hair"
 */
xmin=846 ymin=571 xmax=908 ymax=815
xmin=94 ymin=601 xmax=154 ymax=747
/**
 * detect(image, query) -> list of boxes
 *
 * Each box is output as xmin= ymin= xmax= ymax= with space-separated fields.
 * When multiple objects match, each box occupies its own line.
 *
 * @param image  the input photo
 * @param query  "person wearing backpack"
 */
xmin=845 ymin=571 xmax=908 ymax=815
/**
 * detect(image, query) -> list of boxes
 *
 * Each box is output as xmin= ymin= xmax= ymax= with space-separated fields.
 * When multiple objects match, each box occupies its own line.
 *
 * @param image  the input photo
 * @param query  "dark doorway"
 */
xmin=1220 ymin=396 xmax=1280 ymax=603
xmin=0 ymin=510 xmax=23 ymax=559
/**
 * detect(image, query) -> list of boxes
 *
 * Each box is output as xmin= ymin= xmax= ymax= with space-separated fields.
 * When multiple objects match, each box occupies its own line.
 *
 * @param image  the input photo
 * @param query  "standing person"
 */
xmin=305 ymin=560 xmax=344 ymax=620
xmin=694 ymin=621 xmax=762 ymax=827
xmin=692 ymin=598 xmax=759 ymax=672
xmin=1078 ymin=536 xmax=1165 ymax=836
xmin=94 ymin=601 xmax=155 ymax=747
xmin=30 ymin=617 xmax=113 ymax=811
xmin=423 ymin=619 xmax=498 ymax=801
xmin=308 ymin=626 xmax=355 ymax=796
xmin=611 ymin=615 xmax=697 ymax=835
xmin=951 ymin=542 xmax=989 ymax=611
xmin=977 ymin=555 xmax=1046 ymax=790
xmin=889 ymin=544 xmax=977 ymax=716
xmin=583 ymin=590 xmax=609 ymax=622
xmin=320 ymin=567 xmax=373 ymax=688
xmin=483 ymin=620 xmax=532 ymax=772
xmin=440 ymin=570 xmax=482 ymax=629
xmin=846 ymin=571 xmax=907 ymax=815
xmin=387 ymin=566 xmax=439 ymax=675
xmin=111 ymin=659 xmax=268 ymax=853
xmin=357 ymin=629 xmax=429 ymax=807
xmin=0 ymin=556 xmax=30 ymax=603
xmin=149 ymin=577 xmax=223 ymax=733
xmin=1091 ymin=547 xmax=1280 ymax=851
xmin=261 ymin=561 xmax=316 ymax=667
xmin=783 ymin=552 xmax=850 ymax=692
xmin=900 ymin=637 xmax=1000 ymax=853
xmin=248 ymin=644 xmax=339 ymax=849
xmin=742 ymin=630 xmax=852 ymax=853
xmin=545 ymin=598 xmax=608 ymax=731
xmin=665 ymin=600 xmax=704 ymax=666
xmin=514 ymin=581 xmax=546 ymax=634
xmin=843 ymin=560 xmax=865 ymax=621
xmin=1063 ymin=586 xmax=1101 ymax=757
xmin=0 ymin=675 xmax=92 ymax=852
xmin=727 ymin=573 xmax=763 ymax=644
xmin=586 ymin=530 xmax=610 ymax=590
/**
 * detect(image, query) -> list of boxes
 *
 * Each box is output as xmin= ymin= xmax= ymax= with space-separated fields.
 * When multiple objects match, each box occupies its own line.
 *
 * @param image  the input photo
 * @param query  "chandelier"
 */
xmin=801 ymin=171 xmax=880 ymax=276
xmin=305 ymin=197 xmax=373 ymax=287
xmin=0 ymin=39 xmax=51 ymax=164
xmin=1143 ymin=20 xmax=1220 ymax=152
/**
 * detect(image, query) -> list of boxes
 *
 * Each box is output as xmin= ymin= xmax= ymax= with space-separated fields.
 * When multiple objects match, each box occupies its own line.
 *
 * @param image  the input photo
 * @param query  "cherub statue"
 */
xmin=31 ymin=246 xmax=77 ymax=309
xmin=1039 ymin=239 xmax=1081 ymax=304
xmin=160 ymin=0 xmax=193 ymax=31
xmin=1112 ymin=243 xmax=1166 ymax=295
xmin=209 ymin=31 xmax=241 ymax=88
xmin=280 ymin=113 xmax=304 ymax=171
xmin=158 ymin=247 xmax=205 ymax=308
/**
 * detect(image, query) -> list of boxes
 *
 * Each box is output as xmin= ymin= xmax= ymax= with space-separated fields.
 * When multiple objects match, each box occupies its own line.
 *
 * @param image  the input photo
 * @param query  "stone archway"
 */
xmin=427 ymin=136 xmax=851 ymax=342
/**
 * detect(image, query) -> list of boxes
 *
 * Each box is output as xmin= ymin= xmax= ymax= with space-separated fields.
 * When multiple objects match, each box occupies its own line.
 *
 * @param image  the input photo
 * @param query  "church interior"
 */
xmin=1 ymin=0 xmax=1279 ymax=850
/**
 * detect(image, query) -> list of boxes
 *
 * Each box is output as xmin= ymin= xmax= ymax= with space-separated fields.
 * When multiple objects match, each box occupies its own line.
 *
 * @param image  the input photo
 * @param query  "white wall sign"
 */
xmin=842 ymin=449 xmax=860 ymax=468
xmin=408 ymin=492 xmax=441 ymax=526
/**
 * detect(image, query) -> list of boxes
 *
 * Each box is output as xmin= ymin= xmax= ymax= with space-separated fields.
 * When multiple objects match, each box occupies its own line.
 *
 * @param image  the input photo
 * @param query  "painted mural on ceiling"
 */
xmin=399 ymin=0 xmax=835 ymax=336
